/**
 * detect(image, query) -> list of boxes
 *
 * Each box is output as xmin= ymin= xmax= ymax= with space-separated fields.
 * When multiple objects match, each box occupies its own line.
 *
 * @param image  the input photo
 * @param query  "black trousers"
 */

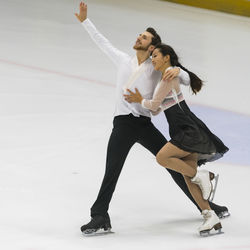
xmin=91 ymin=114 xmax=209 ymax=217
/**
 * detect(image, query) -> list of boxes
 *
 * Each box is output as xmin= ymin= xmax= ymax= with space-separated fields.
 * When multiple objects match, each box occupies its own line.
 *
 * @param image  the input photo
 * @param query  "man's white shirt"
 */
xmin=82 ymin=18 xmax=190 ymax=118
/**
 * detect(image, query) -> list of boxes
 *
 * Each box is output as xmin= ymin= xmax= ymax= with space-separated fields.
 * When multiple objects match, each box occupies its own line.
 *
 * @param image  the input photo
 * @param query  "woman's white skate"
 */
xmin=199 ymin=210 xmax=223 ymax=237
xmin=191 ymin=170 xmax=219 ymax=200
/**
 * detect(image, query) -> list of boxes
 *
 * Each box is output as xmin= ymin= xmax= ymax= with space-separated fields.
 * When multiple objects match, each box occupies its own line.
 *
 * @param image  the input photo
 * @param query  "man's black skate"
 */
xmin=81 ymin=215 xmax=112 ymax=236
xmin=210 ymin=203 xmax=230 ymax=219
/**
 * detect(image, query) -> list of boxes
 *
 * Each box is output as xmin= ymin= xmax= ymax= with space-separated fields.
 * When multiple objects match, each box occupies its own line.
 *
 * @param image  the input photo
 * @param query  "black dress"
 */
xmin=164 ymin=100 xmax=229 ymax=166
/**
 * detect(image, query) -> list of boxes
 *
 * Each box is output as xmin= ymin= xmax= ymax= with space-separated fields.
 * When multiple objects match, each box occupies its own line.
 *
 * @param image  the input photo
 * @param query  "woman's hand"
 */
xmin=123 ymin=88 xmax=143 ymax=103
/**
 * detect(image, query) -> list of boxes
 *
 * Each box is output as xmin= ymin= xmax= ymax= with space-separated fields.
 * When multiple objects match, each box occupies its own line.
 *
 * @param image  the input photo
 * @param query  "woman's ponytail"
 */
xmin=176 ymin=63 xmax=203 ymax=94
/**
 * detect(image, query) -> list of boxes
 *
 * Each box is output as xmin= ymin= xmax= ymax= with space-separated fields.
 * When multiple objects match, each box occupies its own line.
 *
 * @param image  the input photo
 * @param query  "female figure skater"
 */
xmin=124 ymin=43 xmax=229 ymax=236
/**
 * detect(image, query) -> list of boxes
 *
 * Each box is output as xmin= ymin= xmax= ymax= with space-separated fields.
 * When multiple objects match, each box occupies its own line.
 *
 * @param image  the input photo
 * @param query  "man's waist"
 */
xmin=114 ymin=102 xmax=151 ymax=117
xmin=114 ymin=113 xmax=151 ymax=121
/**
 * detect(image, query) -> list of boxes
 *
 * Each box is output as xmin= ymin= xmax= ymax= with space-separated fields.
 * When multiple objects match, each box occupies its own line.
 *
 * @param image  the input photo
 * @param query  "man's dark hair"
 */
xmin=146 ymin=27 xmax=161 ymax=46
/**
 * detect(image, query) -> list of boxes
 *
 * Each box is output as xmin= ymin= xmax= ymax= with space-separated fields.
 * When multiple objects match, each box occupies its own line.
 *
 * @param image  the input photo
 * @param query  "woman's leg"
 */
xmin=156 ymin=142 xmax=210 ymax=210
xmin=156 ymin=142 xmax=196 ymax=177
xmin=182 ymin=154 xmax=210 ymax=211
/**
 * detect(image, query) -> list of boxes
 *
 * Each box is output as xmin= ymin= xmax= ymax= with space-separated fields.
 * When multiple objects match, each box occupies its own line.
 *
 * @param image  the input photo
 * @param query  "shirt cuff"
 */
xmin=178 ymin=67 xmax=183 ymax=77
xmin=178 ymin=68 xmax=190 ymax=86
xmin=81 ymin=18 xmax=90 ymax=27
xmin=141 ymin=99 xmax=146 ymax=109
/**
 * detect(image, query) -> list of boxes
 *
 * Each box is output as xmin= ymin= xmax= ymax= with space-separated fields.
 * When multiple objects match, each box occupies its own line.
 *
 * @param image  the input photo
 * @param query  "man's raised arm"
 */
xmin=75 ymin=2 xmax=129 ymax=66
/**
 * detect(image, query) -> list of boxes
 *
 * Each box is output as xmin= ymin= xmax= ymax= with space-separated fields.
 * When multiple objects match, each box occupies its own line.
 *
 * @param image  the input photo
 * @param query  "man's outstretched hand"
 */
xmin=162 ymin=67 xmax=180 ymax=81
xmin=75 ymin=2 xmax=87 ymax=23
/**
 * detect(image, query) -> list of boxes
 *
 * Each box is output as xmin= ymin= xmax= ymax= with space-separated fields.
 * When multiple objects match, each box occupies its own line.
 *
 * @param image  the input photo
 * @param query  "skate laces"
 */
xmin=202 ymin=210 xmax=211 ymax=220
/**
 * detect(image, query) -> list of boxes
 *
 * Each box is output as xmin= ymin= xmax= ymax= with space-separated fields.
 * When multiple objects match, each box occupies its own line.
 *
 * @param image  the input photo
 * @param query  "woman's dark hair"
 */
xmin=146 ymin=27 xmax=162 ymax=46
xmin=155 ymin=43 xmax=203 ymax=94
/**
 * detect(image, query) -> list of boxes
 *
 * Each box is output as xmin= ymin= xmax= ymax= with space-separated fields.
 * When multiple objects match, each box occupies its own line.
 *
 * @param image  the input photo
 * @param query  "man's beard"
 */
xmin=133 ymin=43 xmax=150 ymax=51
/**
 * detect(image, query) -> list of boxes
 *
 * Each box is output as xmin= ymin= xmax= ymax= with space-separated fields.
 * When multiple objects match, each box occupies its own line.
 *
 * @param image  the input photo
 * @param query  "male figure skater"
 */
xmin=75 ymin=2 xmax=229 ymax=235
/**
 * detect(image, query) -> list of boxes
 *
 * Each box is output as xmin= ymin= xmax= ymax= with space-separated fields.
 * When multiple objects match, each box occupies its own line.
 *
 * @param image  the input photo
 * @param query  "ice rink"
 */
xmin=1 ymin=0 xmax=250 ymax=249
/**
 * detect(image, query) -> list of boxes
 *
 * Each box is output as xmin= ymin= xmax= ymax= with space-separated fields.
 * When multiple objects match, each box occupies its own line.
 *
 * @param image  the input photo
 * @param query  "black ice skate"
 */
xmin=210 ymin=200 xmax=230 ymax=219
xmin=81 ymin=215 xmax=113 ymax=236
xmin=215 ymin=206 xmax=230 ymax=219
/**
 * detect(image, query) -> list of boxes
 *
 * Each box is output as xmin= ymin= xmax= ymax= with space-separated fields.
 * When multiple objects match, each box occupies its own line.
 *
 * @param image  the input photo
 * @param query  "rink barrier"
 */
xmin=162 ymin=0 xmax=250 ymax=17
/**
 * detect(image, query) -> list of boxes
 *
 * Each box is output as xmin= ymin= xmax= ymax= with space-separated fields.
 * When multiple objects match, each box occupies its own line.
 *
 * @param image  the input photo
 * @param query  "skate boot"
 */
xmin=199 ymin=209 xmax=223 ymax=237
xmin=80 ymin=215 xmax=112 ymax=236
xmin=210 ymin=203 xmax=230 ymax=219
xmin=191 ymin=170 xmax=214 ymax=200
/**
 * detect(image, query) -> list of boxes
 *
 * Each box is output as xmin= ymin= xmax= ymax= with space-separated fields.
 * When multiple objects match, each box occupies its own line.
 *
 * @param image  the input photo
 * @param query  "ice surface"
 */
xmin=0 ymin=0 xmax=250 ymax=249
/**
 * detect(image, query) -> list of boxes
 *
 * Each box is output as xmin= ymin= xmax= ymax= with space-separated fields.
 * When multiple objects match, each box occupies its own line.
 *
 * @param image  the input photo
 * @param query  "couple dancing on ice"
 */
xmin=75 ymin=2 xmax=229 ymax=237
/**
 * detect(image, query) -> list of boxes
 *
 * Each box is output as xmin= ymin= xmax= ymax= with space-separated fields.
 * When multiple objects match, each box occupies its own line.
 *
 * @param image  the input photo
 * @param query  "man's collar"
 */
xmin=132 ymin=56 xmax=151 ymax=67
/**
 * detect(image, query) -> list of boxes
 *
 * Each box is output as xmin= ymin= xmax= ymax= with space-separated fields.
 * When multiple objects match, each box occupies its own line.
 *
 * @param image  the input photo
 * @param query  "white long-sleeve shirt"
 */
xmin=82 ymin=18 xmax=190 ymax=118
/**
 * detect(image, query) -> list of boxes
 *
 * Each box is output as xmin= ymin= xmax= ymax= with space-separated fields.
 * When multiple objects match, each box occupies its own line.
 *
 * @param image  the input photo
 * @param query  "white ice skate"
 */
xmin=199 ymin=209 xmax=223 ymax=237
xmin=191 ymin=170 xmax=214 ymax=200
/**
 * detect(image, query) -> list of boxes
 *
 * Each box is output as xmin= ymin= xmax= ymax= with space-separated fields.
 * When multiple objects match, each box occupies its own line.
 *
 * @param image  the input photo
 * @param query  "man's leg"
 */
xmin=81 ymin=116 xmax=138 ymax=234
xmin=137 ymin=122 xmax=229 ymax=215
xmin=90 ymin=117 xmax=137 ymax=217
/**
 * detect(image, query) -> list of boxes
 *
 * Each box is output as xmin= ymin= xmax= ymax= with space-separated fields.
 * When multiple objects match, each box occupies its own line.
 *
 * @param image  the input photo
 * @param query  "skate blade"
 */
xmin=200 ymin=228 xmax=224 ymax=237
xmin=209 ymin=174 xmax=219 ymax=202
xmin=218 ymin=210 xmax=230 ymax=219
xmin=200 ymin=224 xmax=224 ymax=237
xmin=82 ymin=228 xmax=114 ymax=237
